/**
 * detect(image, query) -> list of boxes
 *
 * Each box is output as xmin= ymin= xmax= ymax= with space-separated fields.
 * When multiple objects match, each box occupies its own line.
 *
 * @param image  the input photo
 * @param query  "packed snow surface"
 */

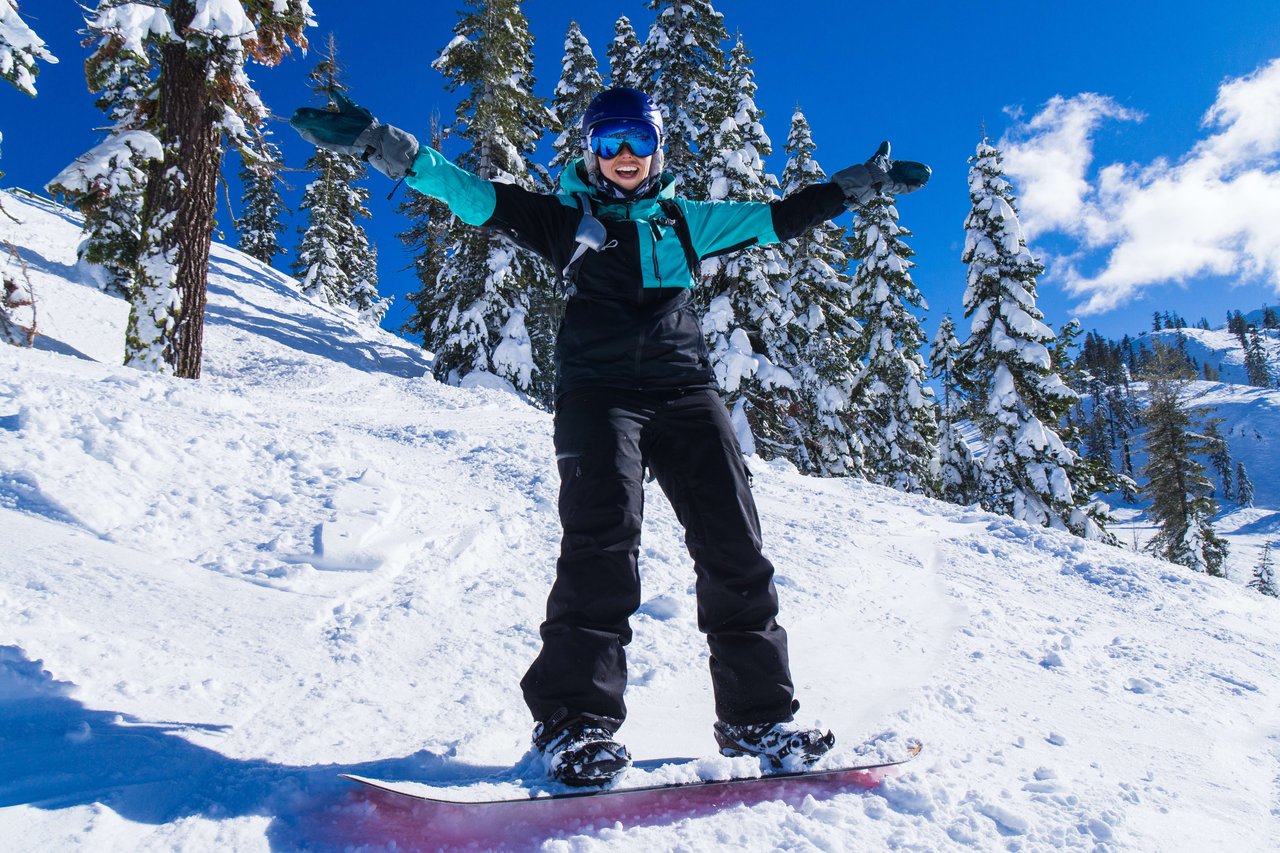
xmin=1 ymin=191 xmax=1278 ymax=851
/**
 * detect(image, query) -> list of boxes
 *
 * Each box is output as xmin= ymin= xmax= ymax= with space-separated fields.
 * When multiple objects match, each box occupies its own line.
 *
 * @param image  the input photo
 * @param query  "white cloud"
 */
xmin=1001 ymin=94 xmax=1142 ymax=238
xmin=999 ymin=59 xmax=1280 ymax=315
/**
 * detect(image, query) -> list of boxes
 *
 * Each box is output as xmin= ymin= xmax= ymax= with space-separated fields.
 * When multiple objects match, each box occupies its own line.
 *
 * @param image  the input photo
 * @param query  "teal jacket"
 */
xmin=405 ymin=148 xmax=846 ymax=398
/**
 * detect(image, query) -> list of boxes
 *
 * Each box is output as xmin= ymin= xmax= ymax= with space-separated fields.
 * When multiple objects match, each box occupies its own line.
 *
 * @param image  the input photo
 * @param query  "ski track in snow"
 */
xmin=2 ymin=190 xmax=1279 ymax=851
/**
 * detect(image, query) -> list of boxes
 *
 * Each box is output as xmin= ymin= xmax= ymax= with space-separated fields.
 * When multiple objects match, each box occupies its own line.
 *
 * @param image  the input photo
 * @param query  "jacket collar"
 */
xmin=559 ymin=159 xmax=677 ymax=206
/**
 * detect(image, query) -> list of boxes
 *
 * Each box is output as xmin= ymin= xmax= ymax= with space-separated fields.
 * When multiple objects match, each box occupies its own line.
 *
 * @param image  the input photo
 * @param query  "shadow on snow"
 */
xmin=1 ymin=645 xmax=881 ymax=851
xmin=0 ymin=645 xmax=486 ymax=850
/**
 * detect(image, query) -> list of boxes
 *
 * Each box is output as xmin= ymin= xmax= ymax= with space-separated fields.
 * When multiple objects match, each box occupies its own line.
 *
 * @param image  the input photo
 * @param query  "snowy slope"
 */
xmin=1 ymin=190 xmax=1278 ymax=852
xmin=1102 ymin=328 xmax=1280 ymax=582
xmin=1145 ymin=326 xmax=1280 ymax=389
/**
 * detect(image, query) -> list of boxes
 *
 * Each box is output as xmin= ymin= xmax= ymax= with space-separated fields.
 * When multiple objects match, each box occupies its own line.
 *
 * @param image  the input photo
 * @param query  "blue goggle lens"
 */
xmin=588 ymin=118 xmax=660 ymax=159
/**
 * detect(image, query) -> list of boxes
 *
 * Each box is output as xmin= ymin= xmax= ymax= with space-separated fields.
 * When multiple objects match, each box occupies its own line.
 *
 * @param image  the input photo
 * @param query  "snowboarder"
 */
xmin=292 ymin=86 xmax=930 ymax=787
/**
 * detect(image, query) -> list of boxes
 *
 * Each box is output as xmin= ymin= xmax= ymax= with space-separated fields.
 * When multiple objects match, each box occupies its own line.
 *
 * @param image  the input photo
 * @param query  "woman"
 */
xmin=293 ymin=86 xmax=929 ymax=787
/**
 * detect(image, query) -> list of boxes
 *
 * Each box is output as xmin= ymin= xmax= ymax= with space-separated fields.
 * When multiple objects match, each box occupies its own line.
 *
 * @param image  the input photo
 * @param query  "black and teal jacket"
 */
xmin=404 ymin=148 xmax=846 ymax=401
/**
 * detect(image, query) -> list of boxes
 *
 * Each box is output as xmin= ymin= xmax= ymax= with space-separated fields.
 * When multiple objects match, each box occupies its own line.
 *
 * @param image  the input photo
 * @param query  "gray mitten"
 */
xmin=353 ymin=123 xmax=420 ymax=180
xmin=291 ymin=90 xmax=420 ymax=180
xmin=832 ymin=141 xmax=931 ymax=207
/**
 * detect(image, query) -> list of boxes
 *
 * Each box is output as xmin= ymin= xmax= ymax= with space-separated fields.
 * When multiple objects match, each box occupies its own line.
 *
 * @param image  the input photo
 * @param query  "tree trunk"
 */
xmin=137 ymin=0 xmax=221 ymax=379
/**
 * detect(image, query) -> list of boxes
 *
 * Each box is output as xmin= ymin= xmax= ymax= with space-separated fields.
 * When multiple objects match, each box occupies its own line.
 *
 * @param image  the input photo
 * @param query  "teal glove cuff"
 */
xmin=290 ymin=90 xmax=375 ymax=153
xmin=290 ymin=90 xmax=419 ymax=180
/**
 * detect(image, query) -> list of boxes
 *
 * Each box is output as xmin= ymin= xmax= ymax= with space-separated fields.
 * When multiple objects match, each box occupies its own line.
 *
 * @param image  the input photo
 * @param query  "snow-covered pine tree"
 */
xmin=1247 ymin=542 xmax=1278 ymax=598
xmin=1204 ymin=420 xmax=1234 ymax=501
xmin=779 ymin=106 xmax=862 ymax=476
xmin=46 ymin=2 xmax=153 ymax=298
xmin=846 ymin=191 xmax=941 ymax=496
xmin=293 ymin=35 xmax=387 ymax=322
xmin=397 ymin=112 xmax=454 ymax=343
xmin=1236 ymin=461 xmax=1254 ymax=507
xmin=237 ymin=139 xmax=287 ymax=267
xmin=930 ymin=314 xmax=981 ymax=504
xmin=99 ymin=0 xmax=311 ymax=377
xmin=606 ymin=15 xmax=643 ymax=89
xmin=430 ymin=0 xmax=558 ymax=405
xmin=549 ymin=21 xmax=602 ymax=177
xmin=1139 ymin=341 xmax=1229 ymax=576
xmin=955 ymin=139 xmax=1113 ymax=540
xmin=641 ymin=0 xmax=727 ymax=196
xmin=930 ymin=315 xmax=961 ymax=415
xmin=699 ymin=36 xmax=802 ymax=464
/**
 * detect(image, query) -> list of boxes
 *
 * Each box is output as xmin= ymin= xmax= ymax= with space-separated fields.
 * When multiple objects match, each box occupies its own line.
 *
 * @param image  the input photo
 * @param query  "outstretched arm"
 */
xmin=291 ymin=91 xmax=496 ymax=225
xmin=291 ymin=92 xmax=577 ymax=260
xmin=679 ymin=141 xmax=931 ymax=258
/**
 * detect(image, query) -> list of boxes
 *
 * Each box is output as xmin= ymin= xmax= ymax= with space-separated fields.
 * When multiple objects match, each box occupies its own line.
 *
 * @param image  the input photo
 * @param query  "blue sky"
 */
xmin=4 ymin=0 xmax=1280 ymax=345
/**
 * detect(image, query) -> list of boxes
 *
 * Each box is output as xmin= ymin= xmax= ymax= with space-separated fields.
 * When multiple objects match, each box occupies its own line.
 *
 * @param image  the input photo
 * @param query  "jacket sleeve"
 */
xmin=403 ymin=147 xmax=578 ymax=266
xmin=403 ymin=147 xmax=497 ymax=226
xmin=676 ymin=182 xmax=847 ymax=259
xmin=769 ymin=183 xmax=848 ymax=242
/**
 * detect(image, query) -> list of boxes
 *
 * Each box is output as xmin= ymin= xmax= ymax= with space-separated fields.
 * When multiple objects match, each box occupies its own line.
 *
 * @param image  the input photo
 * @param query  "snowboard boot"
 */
xmin=533 ymin=711 xmax=631 ymax=787
xmin=713 ymin=719 xmax=836 ymax=770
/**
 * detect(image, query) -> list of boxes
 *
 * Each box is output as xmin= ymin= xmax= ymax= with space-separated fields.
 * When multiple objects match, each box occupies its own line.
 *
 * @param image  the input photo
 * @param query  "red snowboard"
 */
xmin=338 ymin=741 xmax=922 ymax=848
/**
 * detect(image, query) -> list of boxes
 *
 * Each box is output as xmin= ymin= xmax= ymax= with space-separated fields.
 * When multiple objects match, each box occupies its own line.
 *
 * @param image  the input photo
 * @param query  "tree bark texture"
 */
xmin=140 ymin=0 xmax=221 ymax=379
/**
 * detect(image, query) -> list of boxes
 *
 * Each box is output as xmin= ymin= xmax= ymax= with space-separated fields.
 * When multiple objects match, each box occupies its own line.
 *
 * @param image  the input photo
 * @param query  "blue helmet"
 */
xmin=580 ymin=87 xmax=665 ymax=198
xmin=580 ymin=87 xmax=664 ymax=147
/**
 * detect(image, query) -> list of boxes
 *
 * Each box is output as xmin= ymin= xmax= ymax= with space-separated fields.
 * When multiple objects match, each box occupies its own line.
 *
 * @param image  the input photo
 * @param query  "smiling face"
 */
xmin=598 ymin=144 xmax=653 ymax=193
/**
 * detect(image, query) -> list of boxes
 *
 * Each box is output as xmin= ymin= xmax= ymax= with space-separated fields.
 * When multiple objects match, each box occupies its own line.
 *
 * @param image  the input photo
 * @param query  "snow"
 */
xmin=0 ymin=0 xmax=57 ymax=96
xmin=2 ymin=190 xmax=1279 ymax=850
xmin=90 ymin=3 xmax=176 ymax=58
xmin=46 ymin=130 xmax=162 ymax=197
xmin=190 ymin=0 xmax=257 ymax=43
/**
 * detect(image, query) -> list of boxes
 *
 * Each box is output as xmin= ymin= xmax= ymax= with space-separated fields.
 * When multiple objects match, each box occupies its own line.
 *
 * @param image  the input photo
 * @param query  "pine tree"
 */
xmin=931 ymin=315 xmax=981 ymax=505
xmin=1228 ymin=310 xmax=1249 ymax=350
xmin=606 ymin=15 xmax=643 ymax=89
xmin=847 ymin=192 xmax=940 ymax=496
xmin=1247 ymin=542 xmax=1278 ymax=598
xmin=1236 ymin=461 xmax=1254 ymax=507
xmin=930 ymin=315 xmax=962 ymax=416
xmin=955 ymin=139 xmax=1111 ymax=540
xmin=779 ymin=106 xmax=860 ymax=476
xmin=1140 ymin=342 xmax=1229 ymax=576
xmin=47 ymin=3 xmax=152 ymax=298
xmin=293 ymin=36 xmax=388 ymax=323
xmin=549 ymin=21 xmax=602 ymax=177
xmin=237 ymin=140 xmax=287 ymax=267
xmin=641 ymin=0 xmax=727 ymax=195
xmin=105 ymin=0 xmax=310 ymax=377
xmin=430 ymin=0 xmax=558 ymax=404
xmin=1204 ymin=420 xmax=1234 ymax=501
xmin=699 ymin=36 xmax=800 ymax=463
xmin=1244 ymin=326 xmax=1272 ymax=387
xmin=1055 ymin=318 xmax=1124 ymax=522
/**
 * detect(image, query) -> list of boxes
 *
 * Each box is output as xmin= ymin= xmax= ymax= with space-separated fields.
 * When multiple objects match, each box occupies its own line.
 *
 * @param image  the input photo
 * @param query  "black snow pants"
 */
xmin=520 ymin=388 xmax=796 ymax=728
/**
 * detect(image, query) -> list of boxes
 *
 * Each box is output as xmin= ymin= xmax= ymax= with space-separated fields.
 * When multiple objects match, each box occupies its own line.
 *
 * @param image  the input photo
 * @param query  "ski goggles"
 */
xmin=587 ymin=118 xmax=661 ymax=159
